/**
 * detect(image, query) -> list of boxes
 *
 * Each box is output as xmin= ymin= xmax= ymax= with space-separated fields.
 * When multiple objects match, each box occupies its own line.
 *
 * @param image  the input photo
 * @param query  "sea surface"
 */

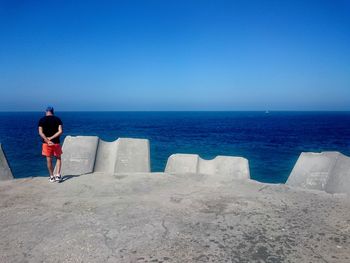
xmin=1 ymin=111 xmax=349 ymax=183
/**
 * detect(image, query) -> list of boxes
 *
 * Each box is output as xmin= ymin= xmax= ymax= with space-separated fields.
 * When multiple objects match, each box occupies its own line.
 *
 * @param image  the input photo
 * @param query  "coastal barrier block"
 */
xmin=59 ymin=136 xmax=99 ymax=176
xmin=199 ymin=156 xmax=250 ymax=180
xmin=94 ymin=138 xmax=151 ymax=173
xmin=0 ymin=144 xmax=13 ymax=180
xmin=165 ymin=153 xmax=250 ymax=179
xmin=94 ymin=139 xmax=118 ymax=173
xmin=114 ymin=138 xmax=150 ymax=173
xmin=286 ymin=151 xmax=350 ymax=194
xmin=59 ymin=136 xmax=151 ymax=175
xmin=165 ymin=154 xmax=199 ymax=174
xmin=326 ymin=153 xmax=350 ymax=194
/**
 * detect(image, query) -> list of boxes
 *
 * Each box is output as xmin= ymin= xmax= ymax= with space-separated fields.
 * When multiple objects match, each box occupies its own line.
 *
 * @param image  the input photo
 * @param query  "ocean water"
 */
xmin=0 ymin=111 xmax=349 ymax=183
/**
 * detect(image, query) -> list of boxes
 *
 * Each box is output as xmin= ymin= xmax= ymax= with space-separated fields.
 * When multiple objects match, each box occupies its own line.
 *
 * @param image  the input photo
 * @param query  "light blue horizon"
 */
xmin=1 ymin=0 xmax=349 ymax=111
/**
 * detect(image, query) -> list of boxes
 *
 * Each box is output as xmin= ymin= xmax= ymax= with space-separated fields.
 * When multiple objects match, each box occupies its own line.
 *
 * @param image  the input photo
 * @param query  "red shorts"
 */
xmin=42 ymin=143 xmax=62 ymax=157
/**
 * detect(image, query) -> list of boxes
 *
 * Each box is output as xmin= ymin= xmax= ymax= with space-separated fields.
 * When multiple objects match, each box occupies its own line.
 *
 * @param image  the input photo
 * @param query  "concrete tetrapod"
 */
xmin=0 ymin=144 xmax=13 ymax=180
xmin=286 ymin=151 xmax=350 ymax=194
xmin=59 ymin=136 xmax=150 ymax=176
xmin=165 ymin=153 xmax=250 ymax=180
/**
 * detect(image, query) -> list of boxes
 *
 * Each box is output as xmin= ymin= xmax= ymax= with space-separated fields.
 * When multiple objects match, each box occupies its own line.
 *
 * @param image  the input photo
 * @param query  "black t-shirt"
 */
xmin=38 ymin=116 xmax=63 ymax=144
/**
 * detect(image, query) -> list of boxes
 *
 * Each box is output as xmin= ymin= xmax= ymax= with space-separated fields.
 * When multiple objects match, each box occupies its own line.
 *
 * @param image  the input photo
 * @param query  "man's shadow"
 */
xmin=58 ymin=174 xmax=81 ymax=183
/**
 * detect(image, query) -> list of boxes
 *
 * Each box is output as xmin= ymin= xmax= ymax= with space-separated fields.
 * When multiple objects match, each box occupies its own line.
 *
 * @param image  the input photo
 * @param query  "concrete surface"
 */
xmin=114 ymin=138 xmax=150 ymax=173
xmin=325 ymin=153 xmax=350 ymax=194
xmin=94 ymin=139 xmax=118 ymax=173
xmin=0 ymin=144 xmax=13 ymax=181
xmin=165 ymin=154 xmax=199 ymax=174
xmin=59 ymin=136 xmax=150 ymax=175
xmin=59 ymin=136 xmax=99 ymax=176
xmin=286 ymin=151 xmax=350 ymax=194
xmin=165 ymin=154 xmax=250 ymax=180
xmin=0 ymin=172 xmax=349 ymax=262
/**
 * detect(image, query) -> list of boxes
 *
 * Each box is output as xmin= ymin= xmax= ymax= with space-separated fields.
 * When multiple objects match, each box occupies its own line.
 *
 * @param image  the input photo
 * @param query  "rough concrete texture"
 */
xmin=165 ymin=154 xmax=250 ymax=180
xmin=94 ymin=139 xmax=118 ymax=173
xmin=0 ymin=144 xmax=13 ymax=181
xmin=59 ymin=136 xmax=150 ymax=175
xmin=114 ymin=138 xmax=150 ymax=173
xmin=326 ymin=153 xmax=350 ymax=194
xmin=59 ymin=136 xmax=99 ymax=175
xmin=0 ymin=173 xmax=349 ymax=262
xmin=165 ymin=154 xmax=199 ymax=174
xmin=286 ymin=151 xmax=350 ymax=194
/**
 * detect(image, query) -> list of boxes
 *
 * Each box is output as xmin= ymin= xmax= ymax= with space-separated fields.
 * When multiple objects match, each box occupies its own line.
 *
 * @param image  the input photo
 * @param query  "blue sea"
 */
xmin=1 ymin=111 xmax=349 ymax=183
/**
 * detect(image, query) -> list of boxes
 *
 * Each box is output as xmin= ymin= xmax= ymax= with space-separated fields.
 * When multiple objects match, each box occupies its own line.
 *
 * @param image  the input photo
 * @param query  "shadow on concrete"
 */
xmin=59 ymin=174 xmax=82 ymax=183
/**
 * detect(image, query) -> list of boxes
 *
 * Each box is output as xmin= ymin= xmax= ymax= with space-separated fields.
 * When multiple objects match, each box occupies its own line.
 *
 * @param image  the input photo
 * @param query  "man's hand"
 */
xmin=45 ymin=137 xmax=54 ymax=145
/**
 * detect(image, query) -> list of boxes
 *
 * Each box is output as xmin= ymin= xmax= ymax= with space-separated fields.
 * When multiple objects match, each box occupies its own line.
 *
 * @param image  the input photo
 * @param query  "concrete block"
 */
xmin=286 ymin=151 xmax=350 ymax=194
xmin=114 ymin=138 xmax=150 ymax=173
xmin=94 ymin=139 xmax=118 ymax=173
xmin=165 ymin=153 xmax=250 ymax=179
xmin=59 ymin=136 xmax=99 ymax=176
xmin=326 ymin=153 xmax=350 ymax=194
xmin=59 ymin=136 xmax=151 ymax=175
xmin=286 ymin=152 xmax=337 ymax=190
xmin=199 ymin=156 xmax=250 ymax=180
xmin=165 ymin=154 xmax=199 ymax=174
xmin=0 ymin=144 xmax=13 ymax=180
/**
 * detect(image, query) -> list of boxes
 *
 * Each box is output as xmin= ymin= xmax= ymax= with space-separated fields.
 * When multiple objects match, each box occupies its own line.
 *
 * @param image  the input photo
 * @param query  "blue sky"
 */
xmin=0 ymin=0 xmax=349 ymax=111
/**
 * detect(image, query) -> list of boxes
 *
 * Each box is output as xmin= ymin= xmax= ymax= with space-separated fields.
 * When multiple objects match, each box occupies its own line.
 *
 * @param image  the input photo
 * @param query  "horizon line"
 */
xmin=1 ymin=110 xmax=350 ymax=113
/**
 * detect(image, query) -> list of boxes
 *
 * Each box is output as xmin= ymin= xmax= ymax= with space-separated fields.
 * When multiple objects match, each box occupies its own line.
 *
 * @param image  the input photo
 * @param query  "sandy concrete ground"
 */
xmin=0 ymin=172 xmax=349 ymax=263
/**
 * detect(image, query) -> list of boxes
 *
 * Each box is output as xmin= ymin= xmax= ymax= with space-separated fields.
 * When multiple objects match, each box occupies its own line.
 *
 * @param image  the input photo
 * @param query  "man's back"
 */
xmin=38 ymin=116 xmax=63 ymax=144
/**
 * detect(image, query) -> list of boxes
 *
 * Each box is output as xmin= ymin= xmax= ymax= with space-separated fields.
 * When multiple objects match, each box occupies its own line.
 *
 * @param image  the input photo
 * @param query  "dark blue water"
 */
xmin=1 ymin=111 xmax=349 ymax=183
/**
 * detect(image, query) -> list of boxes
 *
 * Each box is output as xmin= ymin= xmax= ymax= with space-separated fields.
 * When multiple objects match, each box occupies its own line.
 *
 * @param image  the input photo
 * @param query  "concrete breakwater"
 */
xmin=165 ymin=153 xmax=250 ymax=180
xmin=58 ymin=136 xmax=251 ymax=180
xmin=1 ymin=170 xmax=350 ymax=262
xmin=57 ymin=136 xmax=151 ymax=175
xmin=286 ymin=151 xmax=350 ymax=195
xmin=1 ymin=136 xmax=350 ymax=262
xmin=0 ymin=144 xmax=13 ymax=181
xmin=1 ymin=136 xmax=350 ymax=195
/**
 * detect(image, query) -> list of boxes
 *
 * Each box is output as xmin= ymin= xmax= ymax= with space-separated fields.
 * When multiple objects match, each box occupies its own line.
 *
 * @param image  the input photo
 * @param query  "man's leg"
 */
xmin=56 ymin=156 xmax=62 ymax=175
xmin=46 ymin=156 xmax=54 ymax=177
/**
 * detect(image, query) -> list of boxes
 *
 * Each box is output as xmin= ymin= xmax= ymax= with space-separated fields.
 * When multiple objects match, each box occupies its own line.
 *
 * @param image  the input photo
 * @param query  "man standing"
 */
xmin=38 ymin=106 xmax=63 ymax=182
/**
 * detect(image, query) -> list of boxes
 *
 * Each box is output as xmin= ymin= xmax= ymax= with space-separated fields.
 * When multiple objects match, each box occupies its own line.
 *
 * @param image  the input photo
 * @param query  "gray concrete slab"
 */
xmin=94 ymin=139 xmax=118 ymax=173
xmin=165 ymin=154 xmax=199 ymax=174
xmin=286 ymin=151 xmax=350 ymax=194
xmin=59 ymin=136 xmax=151 ymax=175
xmin=0 ymin=144 xmax=13 ymax=180
xmin=59 ymin=136 xmax=99 ymax=175
xmin=165 ymin=154 xmax=250 ymax=179
xmin=326 ymin=153 xmax=350 ymax=194
xmin=199 ymin=156 xmax=250 ymax=180
xmin=114 ymin=138 xmax=150 ymax=173
xmin=0 ymin=172 xmax=349 ymax=262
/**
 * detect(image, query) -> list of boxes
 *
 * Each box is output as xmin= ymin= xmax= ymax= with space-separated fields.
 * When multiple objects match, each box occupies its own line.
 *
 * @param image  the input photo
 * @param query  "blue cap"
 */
xmin=46 ymin=106 xmax=54 ymax=113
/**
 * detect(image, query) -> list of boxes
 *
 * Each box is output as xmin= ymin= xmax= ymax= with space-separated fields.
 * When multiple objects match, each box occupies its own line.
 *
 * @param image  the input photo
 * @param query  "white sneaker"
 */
xmin=49 ymin=176 xmax=55 ymax=183
xmin=55 ymin=174 xmax=62 ymax=182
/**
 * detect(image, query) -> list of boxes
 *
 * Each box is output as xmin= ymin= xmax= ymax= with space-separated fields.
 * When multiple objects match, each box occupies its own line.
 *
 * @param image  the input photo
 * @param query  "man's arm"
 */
xmin=38 ymin=126 xmax=52 ymax=144
xmin=47 ymin=125 xmax=63 ymax=141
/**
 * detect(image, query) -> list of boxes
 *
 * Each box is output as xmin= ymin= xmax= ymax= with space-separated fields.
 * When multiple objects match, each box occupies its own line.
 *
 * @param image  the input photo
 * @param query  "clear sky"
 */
xmin=0 ymin=0 xmax=349 ymax=111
